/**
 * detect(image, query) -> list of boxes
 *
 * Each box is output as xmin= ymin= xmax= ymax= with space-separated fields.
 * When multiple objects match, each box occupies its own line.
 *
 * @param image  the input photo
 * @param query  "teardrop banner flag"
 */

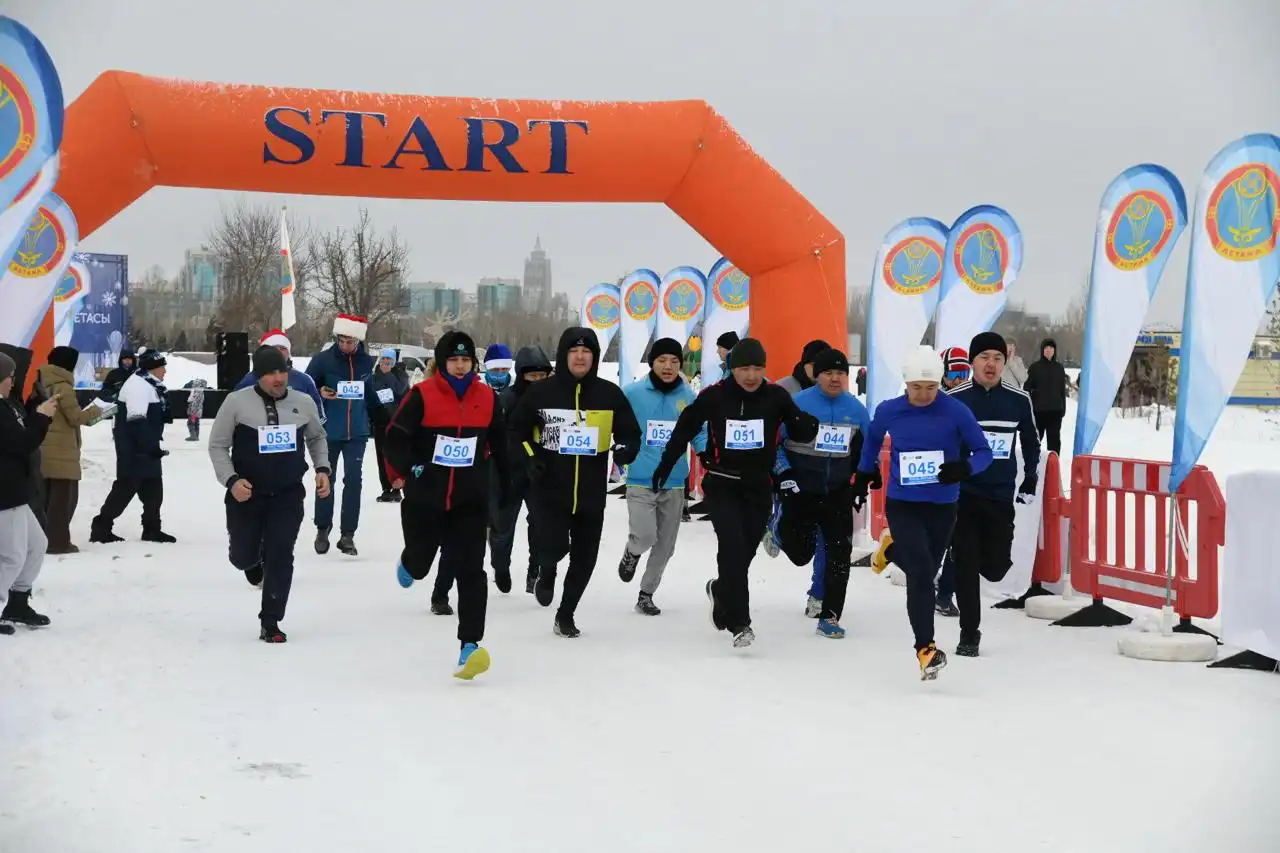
xmin=53 ymin=255 xmax=91 ymax=345
xmin=0 ymin=16 xmax=64 ymax=211
xmin=618 ymin=268 xmax=660 ymax=385
xmin=655 ymin=265 xmax=707 ymax=350
xmin=701 ymin=257 xmax=751 ymax=384
xmin=933 ymin=205 xmax=1024 ymax=354
xmin=0 ymin=189 xmax=78 ymax=348
xmin=580 ymin=282 xmax=621 ymax=362
xmin=866 ymin=217 xmax=949 ymax=416
xmin=1075 ymin=165 xmax=1187 ymax=457
xmin=0 ymin=150 xmax=56 ymax=272
xmin=1172 ymin=133 xmax=1280 ymax=491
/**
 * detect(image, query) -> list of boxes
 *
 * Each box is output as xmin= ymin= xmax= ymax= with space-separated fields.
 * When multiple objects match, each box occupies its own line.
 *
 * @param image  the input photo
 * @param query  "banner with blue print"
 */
xmin=0 ymin=16 xmax=63 ymax=212
xmin=0 ymin=189 xmax=77 ymax=348
xmin=580 ymin=282 xmax=621 ymax=366
xmin=933 ymin=205 xmax=1024 ymax=354
xmin=1172 ymin=134 xmax=1280 ymax=491
xmin=67 ymin=252 xmax=130 ymax=387
xmin=701 ymin=257 xmax=750 ymax=385
xmin=618 ymin=268 xmax=660 ymax=386
xmin=1075 ymin=165 xmax=1187 ymax=457
xmin=655 ymin=266 xmax=706 ymax=350
xmin=866 ymin=217 xmax=949 ymax=416
xmin=53 ymin=255 xmax=91 ymax=344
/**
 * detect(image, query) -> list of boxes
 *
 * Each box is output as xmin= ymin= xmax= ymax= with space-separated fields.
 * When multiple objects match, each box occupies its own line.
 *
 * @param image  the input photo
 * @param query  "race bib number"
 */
xmin=376 ymin=387 xmax=394 ymax=405
xmin=558 ymin=425 xmax=599 ymax=456
xmin=815 ymin=424 xmax=852 ymax=454
xmin=725 ymin=418 xmax=764 ymax=450
xmin=984 ymin=430 xmax=1012 ymax=460
xmin=257 ymin=424 xmax=298 ymax=455
xmin=646 ymin=419 xmax=676 ymax=448
xmin=433 ymin=435 xmax=477 ymax=467
xmin=336 ymin=381 xmax=364 ymax=400
xmin=899 ymin=450 xmax=944 ymax=486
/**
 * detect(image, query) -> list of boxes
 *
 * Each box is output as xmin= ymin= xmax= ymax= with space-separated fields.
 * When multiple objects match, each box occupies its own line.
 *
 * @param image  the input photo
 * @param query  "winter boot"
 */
xmin=336 ymin=534 xmax=357 ymax=556
xmin=635 ymin=591 xmax=661 ymax=616
xmin=955 ymin=632 xmax=981 ymax=658
xmin=494 ymin=568 xmax=512 ymax=594
xmin=525 ymin=569 xmax=537 ymax=595
xmin=0 ymin=623 xmax=13 ymax=635
xmin=553 ymin=613 xmax=581 ymax=638
xmin=935 ymin=596 xmax=960 ymax=617
xmin=917 ymin=643 xmax=947 ymax=680
xmin=805 ymin=595 xmax=823 ymax=618
xmin=1 ymin=591 xmax=50 ymax=628
xmin=534 ymin=566 xmax=557 ymax=608
xmin=617 ymin=549 xmax=640 ymax=583
xmin=872 ymin=530 xmax=894 ymax=575
xmin=454 ymin=643 xmax=491 ymax=680
xmin=431 ymin=598 xmax=454 ymax=616
xmin=89 ymin=520 xmax=124 ymax=544
xmin=314 ymin=526 xmax=332 ymax=555
xmin=375 ymin=490 xmax=395 ymax=503
xmin=815 ymin=618 xmax=846 ymax=639
xmin=245 ymin=564 xmax=264 ymax=588
xmin=681 ymin=505 xmax=692 ymax=523
xmin=141 ymin=528 xmax=177 ymax=544
xmin=391 ymin=489 xmax=403 ymax=503
xmin=732 ymin=626 xmax=756 ymax=648
xmin=706 ymin=579 xmax=726 ymax=631
xmin=260 ymin=621 xmax=287 ymax=643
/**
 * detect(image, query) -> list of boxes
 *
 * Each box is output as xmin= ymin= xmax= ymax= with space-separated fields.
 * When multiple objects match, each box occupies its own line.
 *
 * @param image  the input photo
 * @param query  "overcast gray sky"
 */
xmin=12 ymin=0 xmax=1279 ymax=323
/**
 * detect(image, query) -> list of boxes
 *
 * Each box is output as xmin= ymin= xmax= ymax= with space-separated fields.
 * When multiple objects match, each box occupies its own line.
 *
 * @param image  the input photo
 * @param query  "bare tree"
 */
xmin=305 ymin=208 xmax=410 ymax=338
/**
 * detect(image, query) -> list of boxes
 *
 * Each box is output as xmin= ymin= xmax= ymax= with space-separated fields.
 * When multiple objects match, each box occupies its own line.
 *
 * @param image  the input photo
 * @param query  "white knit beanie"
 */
xmin=902 ymin=345 xmax=943 ymax=383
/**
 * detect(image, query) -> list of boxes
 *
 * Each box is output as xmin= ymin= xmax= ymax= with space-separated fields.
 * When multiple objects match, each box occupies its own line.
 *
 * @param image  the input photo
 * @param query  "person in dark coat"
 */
xmin=488 ymin=344 xmax=552 ymax=594
xmin=90 ymin=350 xmax=175 ymax=544
xmin=99 ymin=349 xmax=136 ymax=403
xmin=1023 ymin=338 xmax=1069 ymax=454
xmin=369 ymin=347 xmax=410 ymax=502
xmin=510 ymin=327 xmax=642 ymax=638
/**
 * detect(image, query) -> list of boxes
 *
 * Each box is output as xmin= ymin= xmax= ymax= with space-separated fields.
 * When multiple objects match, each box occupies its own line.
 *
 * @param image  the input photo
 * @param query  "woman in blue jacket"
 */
xmin=618 ymin=338 xmax=707 ymax=615
xmin=852 ymin=345 xmax=993 ymax=679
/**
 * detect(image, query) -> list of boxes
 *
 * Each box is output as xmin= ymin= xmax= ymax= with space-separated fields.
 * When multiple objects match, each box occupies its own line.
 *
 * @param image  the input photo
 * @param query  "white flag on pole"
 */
xmin=280 ymin=207 xmax=297 ymax=331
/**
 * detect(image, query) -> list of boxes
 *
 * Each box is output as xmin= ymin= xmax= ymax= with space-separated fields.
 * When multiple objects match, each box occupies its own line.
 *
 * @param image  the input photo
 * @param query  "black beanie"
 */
xmin=648 ymin=337 xmax=684 ymax=366
xmin=968 ymin=332 xmax=1008 ymax=363
xmin=730 ymin=337 xmax=767 ymax=368
xmin=253 ymin=345 xmax=289 ymax=377
xmin=436 ymin=331 xmax=477 ymax=366
xmin=801 ymin=339 xmax=831 ymax=364
xmin=716 ymin=331 xmax=740 ymax=350
xmin=811 ymin=348 xmax=849 ymax=375
xmin=138 ymin=350 xmax=167 ymax=372
xmin=47 ymin=345 xmax=79 ymax=372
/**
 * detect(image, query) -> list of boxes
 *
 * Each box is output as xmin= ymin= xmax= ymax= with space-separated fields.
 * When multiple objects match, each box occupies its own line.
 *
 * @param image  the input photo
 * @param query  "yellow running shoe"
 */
xmin=871 ymin=529 xmax=894 ymax=575
xmin=454 ymin=643 xmax=491 ymax=680
xmin=917 ymin=642 xmax=947 ymax=681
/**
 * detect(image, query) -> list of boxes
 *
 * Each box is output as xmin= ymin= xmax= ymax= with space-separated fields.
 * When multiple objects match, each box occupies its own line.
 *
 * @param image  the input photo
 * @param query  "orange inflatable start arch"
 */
xmin=38 ymin=71 xmax=846 ymax=377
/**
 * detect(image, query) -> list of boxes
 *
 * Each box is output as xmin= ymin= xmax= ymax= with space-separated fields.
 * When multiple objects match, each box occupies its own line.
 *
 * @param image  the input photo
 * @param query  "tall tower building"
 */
xmin=522 ymin=235 xmax=552 ymax=314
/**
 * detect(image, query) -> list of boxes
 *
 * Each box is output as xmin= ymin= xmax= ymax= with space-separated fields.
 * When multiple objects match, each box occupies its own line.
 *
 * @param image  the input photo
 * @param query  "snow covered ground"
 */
xmin=3 ymin=398 xmax=1279 ymax=853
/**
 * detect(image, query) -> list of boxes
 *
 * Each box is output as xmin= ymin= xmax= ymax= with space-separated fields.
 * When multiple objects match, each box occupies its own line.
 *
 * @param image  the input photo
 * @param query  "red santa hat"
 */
xmin=332 ymin=313 xmax=368 ymax=341
xmin=260 ymin=328 xmax=291 ymax=352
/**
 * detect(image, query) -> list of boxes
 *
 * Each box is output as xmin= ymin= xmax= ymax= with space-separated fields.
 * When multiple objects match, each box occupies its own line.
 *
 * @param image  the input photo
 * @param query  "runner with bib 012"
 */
xmin=851 ymin=345 xmax=992 ymax=680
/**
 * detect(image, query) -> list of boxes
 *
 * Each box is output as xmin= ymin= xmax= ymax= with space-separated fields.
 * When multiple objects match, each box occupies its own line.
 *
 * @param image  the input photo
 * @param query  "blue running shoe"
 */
xmin=397 ymin=561 xmax=414 ymax=588
xmin=815 ymin=618 xmax=846 ymax=639
xmin=454 ymin=643 xmax=491 ymax=680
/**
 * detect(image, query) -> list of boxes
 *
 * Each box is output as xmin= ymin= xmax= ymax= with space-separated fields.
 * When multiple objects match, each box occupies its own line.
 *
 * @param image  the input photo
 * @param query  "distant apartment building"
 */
xmin=522 ymin=236 xmax=552 ymax=313
xmin=477 ymin=276 xmax=523 ymax=314
xmin=406 ymin=281 xmax=462 ymax=318
xmin=183 ymin=247 xmax=221 ymax=305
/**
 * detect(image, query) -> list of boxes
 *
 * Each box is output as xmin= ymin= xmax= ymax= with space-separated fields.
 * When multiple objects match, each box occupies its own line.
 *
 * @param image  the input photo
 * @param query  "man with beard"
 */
xmin=209 ymin=346 xmax=330 ymax=643
xmin=386 ymin=331 xmax=510 ymax=678
xmin=652 ymin=338 xmax=818 ymax=648
xmin=510 ymin=327 xmax=642 ymax=638
xmin=489 ymin=345 xmax=552 ymax=595
xmin=618 ymin=337 xmax=707 ymax=615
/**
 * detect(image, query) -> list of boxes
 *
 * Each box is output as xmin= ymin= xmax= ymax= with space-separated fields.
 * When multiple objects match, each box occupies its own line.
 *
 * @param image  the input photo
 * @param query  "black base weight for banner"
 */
xmin=852 ymin=554 xmax=872 ymax=568
xmin=1173 ymin=618 xmax=1220 ymax=644
xmin=1051 ymin=599 xmax=1133 ymax=628
xmin=688 ymin=500 xmax=707 ymax=514
xmin=608 ymin=485 xmax=627 ymax=496
xmin=1207 ymin=651 xmax=1278 ymax=672
xmin=993 ymin=582 xmax=1054 ymax=610
xmin=697 ymin=515 xmax=712 ymax=523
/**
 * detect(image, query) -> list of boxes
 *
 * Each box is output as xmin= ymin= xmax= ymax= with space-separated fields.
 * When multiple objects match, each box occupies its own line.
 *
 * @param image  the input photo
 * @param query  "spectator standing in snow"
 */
xmin=369 ymin=347 xmax=409 ymax=503
xmin=37 ymin=346 xmax=103 ymax=554
xmin=1023 ymin=338 xmax=1069 ymax=455
xmin=1004 ymin=338 xmax=1029 ymax=387
xmin=184 ymin=378 xmax=207 ymax=441
xmin=0 ymin=352 xmax=57 ymax=634
xmin=90 ymin=350 xmax=176 ymax=544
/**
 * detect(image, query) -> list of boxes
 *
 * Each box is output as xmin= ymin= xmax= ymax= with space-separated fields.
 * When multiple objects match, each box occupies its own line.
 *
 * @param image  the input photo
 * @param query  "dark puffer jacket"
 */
xmin=1024 ymin=338 xmax=1070 ymax=414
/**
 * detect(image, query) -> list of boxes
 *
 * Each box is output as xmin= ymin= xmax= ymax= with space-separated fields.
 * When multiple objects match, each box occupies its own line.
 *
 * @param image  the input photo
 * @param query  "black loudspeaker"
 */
xmin=0 ymin=343 xmax=34 ymax=402
xmin=216 ymin=332 xmax=250 ymax=390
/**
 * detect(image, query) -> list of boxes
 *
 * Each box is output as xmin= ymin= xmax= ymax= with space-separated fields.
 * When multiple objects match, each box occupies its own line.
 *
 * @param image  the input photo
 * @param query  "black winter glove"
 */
xmin=652 ymin=466 xmax=673 ymax=492
xmin=851 ymin=468 xmax=882 ymax=498
xmin=937 ymin=459 xmax=970 ymax=484
xmin=775 ymin=469 xmax=800 ymax=498
xmin=612 ymin=443 xmax=638 ymax=467
xmin=1016 ymin=479 xmax=1037 ymax=504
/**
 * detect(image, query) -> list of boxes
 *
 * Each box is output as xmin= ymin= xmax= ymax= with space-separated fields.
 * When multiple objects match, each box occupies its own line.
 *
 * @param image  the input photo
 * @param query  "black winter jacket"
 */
xmin=0 ymin=399 xmax=51 ymax=511
xmin=498 ymin=346 xmax=553 ymax=483
xmin=100 ymin=351 xmax=136 ymax=403
xmin=113 ymin=371 xmax=170 ymax=480
xmin=947 ymin=379 xmax=1040 ymax=502
xmin=1024 ymin=338 xmax=1069 ymax=414
xmin=367 ymin=367 xmax=410 ymax=428
xmin=656 ymin=378 xmax=819 ymax=492
xmin=510 ymin=328 xmax=641 ymax=515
